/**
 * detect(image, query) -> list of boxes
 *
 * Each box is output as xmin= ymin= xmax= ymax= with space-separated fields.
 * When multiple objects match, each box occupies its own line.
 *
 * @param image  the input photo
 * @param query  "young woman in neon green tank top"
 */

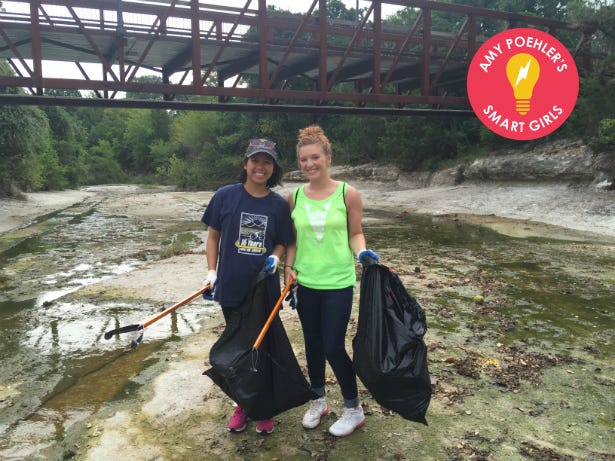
xmin=284 ymin=125 xmax=380 ymax=438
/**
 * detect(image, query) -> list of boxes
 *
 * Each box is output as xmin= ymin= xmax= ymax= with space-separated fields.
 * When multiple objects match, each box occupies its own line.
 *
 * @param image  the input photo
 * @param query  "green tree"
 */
xmin=558 ymin=2 xmax=615 ymax=139
xmin=321 ymin=0 xmax=357 ymax=21
xmin=156 ymin=110 xmax=230 ymax=189
xmin=73 ymin=105 xmax=105 ymax=136
xmin=81 ymin=140 xmax=127 ymax=185
xmin=0 ymin=85 xmax=61 ymax=194
xmin=46 ymin=88 xmax=82 ymax=98
xmin=0 ymin=104 xmax=68 ymax=193
xmin=123 ymin=109 xmax=157 ymax=174
xmin=87 ymin=108 xmax=131 ymax=169
xmin=326 ymin=115 xmax=387 ymax=165
xmin=126 ymin=75 xmax=165 ymax=100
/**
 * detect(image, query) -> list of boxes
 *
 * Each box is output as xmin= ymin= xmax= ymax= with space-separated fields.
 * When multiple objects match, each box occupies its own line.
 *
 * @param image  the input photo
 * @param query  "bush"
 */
xmin=160 ymin=154 xmax=196 ymax=189
xmin=81 ymin=140 xmax=127 ymax=185
xmin=593 ymin=119 xmax=615 ymax=151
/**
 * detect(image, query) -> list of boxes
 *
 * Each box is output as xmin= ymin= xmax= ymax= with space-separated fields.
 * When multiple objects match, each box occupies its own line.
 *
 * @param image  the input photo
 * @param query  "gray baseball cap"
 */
xmin=245 ymin=138 xmax=278 ymax=161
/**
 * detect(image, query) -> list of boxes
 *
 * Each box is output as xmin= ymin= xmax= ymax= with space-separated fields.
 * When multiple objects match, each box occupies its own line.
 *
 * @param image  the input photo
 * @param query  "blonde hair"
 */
xmin=296 ymin=125 xmax=332 ymax=157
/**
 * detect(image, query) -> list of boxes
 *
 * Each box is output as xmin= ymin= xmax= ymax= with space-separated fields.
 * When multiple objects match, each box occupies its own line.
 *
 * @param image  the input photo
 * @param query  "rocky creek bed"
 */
xmin=0 ymin=163 xmax=613 ymax=460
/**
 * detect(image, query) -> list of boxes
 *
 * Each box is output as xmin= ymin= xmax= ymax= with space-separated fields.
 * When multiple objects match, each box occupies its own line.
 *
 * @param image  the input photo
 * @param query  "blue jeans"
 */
xmin=296 ymin=284 xmax=359 ymax=408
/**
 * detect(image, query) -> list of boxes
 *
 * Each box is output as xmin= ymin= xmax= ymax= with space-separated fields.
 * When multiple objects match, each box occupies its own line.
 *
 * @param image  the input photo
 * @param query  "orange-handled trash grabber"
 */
xmin=252 ymin=276 xmax=296 ymax=350
xmin=104 ymin=285 xmax=210 ymax=346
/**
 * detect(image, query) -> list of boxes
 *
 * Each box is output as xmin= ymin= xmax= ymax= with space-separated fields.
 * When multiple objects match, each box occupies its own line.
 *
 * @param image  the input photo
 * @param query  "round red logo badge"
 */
xmin=467 ymin=28 xmax=579 ymax=141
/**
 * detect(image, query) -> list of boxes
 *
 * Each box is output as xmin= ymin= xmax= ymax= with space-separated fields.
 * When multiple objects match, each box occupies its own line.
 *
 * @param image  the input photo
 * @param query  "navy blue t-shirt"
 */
xmin=201 ymin=183 xmax=294 ymax=308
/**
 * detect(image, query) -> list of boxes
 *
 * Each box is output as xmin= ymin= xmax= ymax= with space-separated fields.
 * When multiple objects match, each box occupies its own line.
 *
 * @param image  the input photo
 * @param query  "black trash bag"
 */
xmin=203 ymin=273 xmax=317 ymax=421
xmin=353 ymin=263 xmax=431 ymax=425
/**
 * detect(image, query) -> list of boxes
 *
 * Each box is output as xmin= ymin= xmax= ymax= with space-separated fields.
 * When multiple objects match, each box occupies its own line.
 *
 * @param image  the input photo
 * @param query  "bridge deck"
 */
xmin=0 ymin=0 xmax=592 ymax=114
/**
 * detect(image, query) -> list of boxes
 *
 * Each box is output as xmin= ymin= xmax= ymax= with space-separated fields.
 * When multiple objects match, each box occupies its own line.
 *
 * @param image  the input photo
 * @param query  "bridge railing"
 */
xmin=0 ymin=0 xmax=593 ymax=114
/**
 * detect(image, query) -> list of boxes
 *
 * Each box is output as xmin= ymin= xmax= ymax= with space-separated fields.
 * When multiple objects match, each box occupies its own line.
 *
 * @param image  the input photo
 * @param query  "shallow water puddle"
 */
xmin=0 ymin=200 xmax=209 ymax=458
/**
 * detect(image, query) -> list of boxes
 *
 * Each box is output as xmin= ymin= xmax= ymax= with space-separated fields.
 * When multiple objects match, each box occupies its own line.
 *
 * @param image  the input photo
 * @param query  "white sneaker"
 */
xmin=302 ymin=397 xmax=329 ymax=429
xmin=328 ymin=406 xmax=365 ymax=437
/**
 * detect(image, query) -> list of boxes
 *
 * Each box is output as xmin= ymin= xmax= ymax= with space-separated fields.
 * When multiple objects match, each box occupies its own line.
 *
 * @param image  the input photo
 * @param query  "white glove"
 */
xmin=202 ymin=269 xmax=217 ymax=289
xmin=202 ymin=269 xmax=217 ymax=301
xmin=264 ymin=255 xmax=279 ymax=274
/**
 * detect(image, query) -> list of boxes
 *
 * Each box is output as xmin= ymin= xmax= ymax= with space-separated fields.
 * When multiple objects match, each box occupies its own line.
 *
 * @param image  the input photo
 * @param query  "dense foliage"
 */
xmin=0 ymin=0 xmax=613 ymax=195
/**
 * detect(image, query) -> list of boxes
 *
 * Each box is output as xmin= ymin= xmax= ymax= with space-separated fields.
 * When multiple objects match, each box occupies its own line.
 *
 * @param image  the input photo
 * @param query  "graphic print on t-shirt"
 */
xmin=236 ymin=212 xmax=268 ymax=254
xmin=305 ymin=202 xmax=330 ymax=243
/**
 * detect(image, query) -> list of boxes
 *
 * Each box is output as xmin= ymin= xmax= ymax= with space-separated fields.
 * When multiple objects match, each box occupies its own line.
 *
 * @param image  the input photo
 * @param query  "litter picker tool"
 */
xmin=104 ymin=285 xmax=210 ymax=347
xmin=252 ymin=276 xmax=296 ymax=351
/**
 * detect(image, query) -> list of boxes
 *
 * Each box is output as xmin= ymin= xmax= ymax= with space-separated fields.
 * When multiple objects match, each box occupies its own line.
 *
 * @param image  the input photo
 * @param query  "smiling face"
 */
xmin=297 ymin=143 xmax=331 ymax=181
xmin=244 ymin=152 xmax=275 ymax=186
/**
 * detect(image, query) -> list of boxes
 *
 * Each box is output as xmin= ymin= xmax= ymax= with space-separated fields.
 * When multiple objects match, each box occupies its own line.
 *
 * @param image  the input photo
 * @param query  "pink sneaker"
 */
xmin=227 ymin=406 xmax=248 ymax=432
xmin=256 ymin=418 xmax=274 ymax=434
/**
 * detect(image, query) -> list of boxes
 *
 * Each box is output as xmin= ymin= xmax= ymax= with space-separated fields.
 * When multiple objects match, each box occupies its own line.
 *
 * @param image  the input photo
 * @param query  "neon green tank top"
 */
xmin=291 ymin=182 xmax=356 ymax=289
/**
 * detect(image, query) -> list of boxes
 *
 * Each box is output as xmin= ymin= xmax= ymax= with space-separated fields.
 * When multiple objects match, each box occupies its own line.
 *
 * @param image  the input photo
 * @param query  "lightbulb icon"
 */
xmin=506 ymin=53 xmax=541 ymax=115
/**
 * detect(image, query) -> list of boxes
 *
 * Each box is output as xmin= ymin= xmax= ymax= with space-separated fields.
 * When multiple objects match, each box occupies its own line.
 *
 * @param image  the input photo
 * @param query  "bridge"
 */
xmin=0 ymin=0 xmax=594 ymax=115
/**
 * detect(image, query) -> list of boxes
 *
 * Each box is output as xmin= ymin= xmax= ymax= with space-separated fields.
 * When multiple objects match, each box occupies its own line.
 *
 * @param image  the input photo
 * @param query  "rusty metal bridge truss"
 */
xmin=0 ymin=0 xmax=594 ymax=115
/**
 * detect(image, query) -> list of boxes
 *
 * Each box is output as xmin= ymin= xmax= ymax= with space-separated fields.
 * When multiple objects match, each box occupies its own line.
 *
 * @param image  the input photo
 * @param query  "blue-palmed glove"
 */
xmin=264 ymin=255 xmax=279 ymax=274
xmin=357 ymin=249 xmax=380 ymax=266
xmin=202 ymin=269 xmax=217 ymax=301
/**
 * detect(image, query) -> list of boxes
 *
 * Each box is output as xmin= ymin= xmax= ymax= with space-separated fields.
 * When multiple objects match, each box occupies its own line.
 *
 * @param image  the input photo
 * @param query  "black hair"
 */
xmin=237 ymin=158 xmax=284 ymax=188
